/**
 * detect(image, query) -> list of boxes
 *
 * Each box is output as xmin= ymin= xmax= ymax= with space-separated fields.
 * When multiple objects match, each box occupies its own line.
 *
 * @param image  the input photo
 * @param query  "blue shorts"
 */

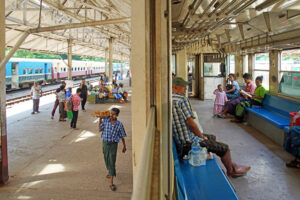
xmin=113 ymin=94 xmax=122 ymax=99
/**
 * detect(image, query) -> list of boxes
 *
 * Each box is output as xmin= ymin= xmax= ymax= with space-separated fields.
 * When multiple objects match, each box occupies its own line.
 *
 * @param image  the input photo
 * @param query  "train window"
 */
xmin=40 ymin=68 xmax=43 ymax=73
xmin=48 ymin=68 xmax=51 ymax=73
xmin=253 ymin=53 xmax=270 ymax=90
xmin=28 ymin=68 xmax=33 ymax=74
xmin=204 ymin=63 xmax=222 ymax=77
xmin=64 ymin=68 xmax=66 ymax=72
xmin=279 ymin=49 xmax=300 ymax=98
xmin=35 ymin=68 xmax=39 ymax=74
xmin=229 ymin=55 xmax=235 ymax=74
xmin=23 ymin=69 xmax=26 ymax=74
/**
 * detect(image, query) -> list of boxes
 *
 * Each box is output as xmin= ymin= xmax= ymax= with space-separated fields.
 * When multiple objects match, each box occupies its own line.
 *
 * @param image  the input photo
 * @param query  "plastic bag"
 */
xmin=67 ymin=111 xmax=73 ymax=119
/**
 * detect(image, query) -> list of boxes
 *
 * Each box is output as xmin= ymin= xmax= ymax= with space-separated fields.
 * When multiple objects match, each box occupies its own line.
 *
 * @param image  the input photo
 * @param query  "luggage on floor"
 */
xmin=284 ymin=126 xmax=300 ymax=157
xmin=235 ymin=100 xmax=251 ymax=118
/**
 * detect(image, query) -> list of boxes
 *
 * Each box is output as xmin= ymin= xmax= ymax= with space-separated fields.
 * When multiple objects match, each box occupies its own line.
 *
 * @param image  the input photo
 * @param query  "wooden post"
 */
xmin=67 ymin=39 xmax=72 ymax=80
xmin=109 ymin=37 xmax=113 ymax=82
xmin=269 ymin=50 xmax=280 ymax=95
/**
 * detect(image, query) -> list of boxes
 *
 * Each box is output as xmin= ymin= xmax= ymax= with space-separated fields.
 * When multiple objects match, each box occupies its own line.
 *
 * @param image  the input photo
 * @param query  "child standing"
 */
xmin=70 ymin=88 xmax=82 ymax=130
xmin=213 ymin=84 xmax=228 ymax=117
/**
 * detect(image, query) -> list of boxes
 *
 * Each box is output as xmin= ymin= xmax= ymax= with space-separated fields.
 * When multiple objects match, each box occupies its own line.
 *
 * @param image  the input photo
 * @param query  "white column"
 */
xmin=248 ymin=54 xmax=254 ymax=76
xmin=0 ymin=0 xmax=9 ymax=184
xmin=67 ymin=39 xmax=72 ymax=80
xmin=109 ymin=37 xmax=113 ymax=82
xmin=105 ymin=48 xmax=108 ymax=76
xmin=131 ymin=0 xmax=150 ymax=181
xmin=120 ymin=61 xmax=123 ymax=80
xmin=176 ymin=48 xmax=187 ymax=80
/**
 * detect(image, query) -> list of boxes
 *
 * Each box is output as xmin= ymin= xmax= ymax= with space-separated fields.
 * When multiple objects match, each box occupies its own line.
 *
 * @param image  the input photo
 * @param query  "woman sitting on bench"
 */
xmin=231 ymin=76 xmax=267 ymax=122
xmin=112 ymin=84 xmax=124 ymax=103
xmin=218 ymin=73 xmax=256 ymax=119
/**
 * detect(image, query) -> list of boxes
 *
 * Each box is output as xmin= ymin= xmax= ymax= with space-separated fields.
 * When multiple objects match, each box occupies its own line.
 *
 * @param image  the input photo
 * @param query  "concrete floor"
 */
xmin=0 ymin=83 xmax=133 ymax=200
xmin=191 ymin=99 xmax=300 ymax=200
xmin=2 ymin=86 xmax=300 ymax=200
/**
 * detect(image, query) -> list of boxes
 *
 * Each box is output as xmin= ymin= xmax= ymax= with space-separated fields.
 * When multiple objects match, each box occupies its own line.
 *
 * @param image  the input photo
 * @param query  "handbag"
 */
xmin=290 ymin=112 xmax=300 ymax=126
xmin=284 ymin=126 xmax=300 ymax=157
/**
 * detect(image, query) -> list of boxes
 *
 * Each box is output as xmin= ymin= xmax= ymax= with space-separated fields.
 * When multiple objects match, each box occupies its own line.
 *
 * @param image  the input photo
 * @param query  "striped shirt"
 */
xmin=72 ymin=94 xmax=81 ymax=111
xmin=172 ymin=93 xmax=195 ymax=145
xmin=100 ymin=118 xmax=127 ymax=142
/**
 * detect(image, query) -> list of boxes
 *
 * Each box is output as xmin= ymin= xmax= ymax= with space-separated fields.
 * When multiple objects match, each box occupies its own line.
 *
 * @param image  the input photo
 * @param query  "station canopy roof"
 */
xmin=171 ymin=0 xmax=300 ymax=54
xmin=5 ymin=0 xmax=131 ymax=61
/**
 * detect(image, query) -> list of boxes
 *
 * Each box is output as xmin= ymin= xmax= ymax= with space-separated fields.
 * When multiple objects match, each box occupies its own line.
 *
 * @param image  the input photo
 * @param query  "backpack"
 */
xmin=66 ymin=95 xmax=73 ymax=111
xmin=235 ymin=100 xmax=251 ymax=118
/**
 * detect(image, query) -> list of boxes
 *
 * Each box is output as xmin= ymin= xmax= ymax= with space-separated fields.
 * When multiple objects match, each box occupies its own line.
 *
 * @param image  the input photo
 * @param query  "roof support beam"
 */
xmin=263 ymin=12 xmax=271 ymax=32
xmin=0 ymin=31 xmax=30 ymax=72
xmin=238 ymin=24 xmax=245 ymax=40
xmin=29 ymin=17 xmax=130 ymax=33
xmin=225 ymin=29 xmax=231 ymax=43
xmin=256 ymin=0 xmax=282 ymax=11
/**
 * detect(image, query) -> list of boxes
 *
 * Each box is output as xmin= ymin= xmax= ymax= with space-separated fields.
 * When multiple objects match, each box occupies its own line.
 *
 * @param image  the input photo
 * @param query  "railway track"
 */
xmin=6 ymin=79 xmax=99 ymax=106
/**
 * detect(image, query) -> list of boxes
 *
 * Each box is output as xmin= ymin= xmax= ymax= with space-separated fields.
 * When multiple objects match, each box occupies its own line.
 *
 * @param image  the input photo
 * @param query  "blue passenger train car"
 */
xmin=5 ymin=58 xmax=52 ymax=89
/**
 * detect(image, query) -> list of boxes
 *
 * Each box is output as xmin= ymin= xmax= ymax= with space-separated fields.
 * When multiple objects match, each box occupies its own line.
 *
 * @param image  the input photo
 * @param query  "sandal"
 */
xmin=217 ymin=114 xmax=224 ymax=119
xmin=110 ymin=184 xmax=116 ymax=191
xmin=286 ymin=160 xmax=300 ymax=168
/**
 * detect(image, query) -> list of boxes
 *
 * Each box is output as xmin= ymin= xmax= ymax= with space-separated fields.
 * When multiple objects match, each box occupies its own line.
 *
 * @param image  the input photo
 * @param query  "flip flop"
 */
xmin=110 ymin=184 xmax=116 ymax=191
xmin=286 ymin=160 xmax=300 ymax=169
xmin=217 ymin=114 xmax=224 ymax=119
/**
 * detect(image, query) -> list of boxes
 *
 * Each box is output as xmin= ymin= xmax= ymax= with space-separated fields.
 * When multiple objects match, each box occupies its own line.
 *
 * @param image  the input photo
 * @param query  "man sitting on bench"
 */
xmin=172 ymin=77 xmax=251 ymax=177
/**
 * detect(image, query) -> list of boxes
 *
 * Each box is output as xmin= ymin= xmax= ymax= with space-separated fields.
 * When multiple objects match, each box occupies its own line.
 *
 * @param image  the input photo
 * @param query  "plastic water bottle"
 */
xmin=189 ymin=138 xmax=208 ymax=167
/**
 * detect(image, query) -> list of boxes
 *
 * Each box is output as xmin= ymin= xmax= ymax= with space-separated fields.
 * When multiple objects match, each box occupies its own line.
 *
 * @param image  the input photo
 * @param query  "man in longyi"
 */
xmin=172 ymin=77 xmax=251 ymax=177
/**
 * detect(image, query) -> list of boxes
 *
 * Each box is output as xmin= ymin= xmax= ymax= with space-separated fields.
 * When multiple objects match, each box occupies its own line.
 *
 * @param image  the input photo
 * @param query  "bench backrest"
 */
xmin=262 ymin=94 xmax=300 ymax=118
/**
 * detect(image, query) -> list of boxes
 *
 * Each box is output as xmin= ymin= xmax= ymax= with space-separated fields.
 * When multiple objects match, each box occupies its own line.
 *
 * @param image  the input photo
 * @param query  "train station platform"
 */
xmin=0 ymin=82 xmax=132 ymax=200
xmin=2 ymin=84 xmax=300 ymax=200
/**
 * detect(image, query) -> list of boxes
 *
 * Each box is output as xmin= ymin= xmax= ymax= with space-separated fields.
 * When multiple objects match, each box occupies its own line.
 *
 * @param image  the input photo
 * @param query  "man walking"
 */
xmin=80 ymin=80 xmax=88 ymax=112
xmin=99 ymin=108 xmax=127 ymax=191
xmin=30 ymin=81 xmax=42 ymax=114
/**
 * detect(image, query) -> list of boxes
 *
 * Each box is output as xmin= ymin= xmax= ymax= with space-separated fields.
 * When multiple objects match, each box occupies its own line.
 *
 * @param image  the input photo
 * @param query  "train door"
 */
xmin=44 ymin=63 xmax=48 ymax=80
xmin=11 ymin=62 xmax=19 ymax=89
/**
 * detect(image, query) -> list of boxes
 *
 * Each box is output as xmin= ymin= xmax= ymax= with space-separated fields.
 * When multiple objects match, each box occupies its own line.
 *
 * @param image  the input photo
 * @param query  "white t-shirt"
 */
xmin=118 ymin=87 xmax=125 ymax=94
xmin=57 ymin=90 xmax=66 ymax=102
xmin=31 ymin=85 xmax=42 ymax=99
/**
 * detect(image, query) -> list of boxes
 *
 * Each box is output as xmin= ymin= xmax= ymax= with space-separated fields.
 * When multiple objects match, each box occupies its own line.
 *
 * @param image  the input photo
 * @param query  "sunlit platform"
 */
xmin=1 ymin=82 xmax=132 ymax=200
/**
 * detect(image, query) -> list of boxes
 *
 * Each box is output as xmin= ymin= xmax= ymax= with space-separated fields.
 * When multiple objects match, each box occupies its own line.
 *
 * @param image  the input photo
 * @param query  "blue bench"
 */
xmin=245 ymin=94 xmax=300 ymax=145
xmin=173 ymin=141 xmax=239 ymax=200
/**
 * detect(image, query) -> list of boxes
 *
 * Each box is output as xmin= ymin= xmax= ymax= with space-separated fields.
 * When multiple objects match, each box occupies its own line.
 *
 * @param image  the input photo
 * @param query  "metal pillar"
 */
xmin=109 ymin=37 xmax=113 ymax=82
xmin=105 ymin=48 xmax=108 ymax=76
xmin=0 ymin=0 xmax=9 ymax=184
xmin=120 ymin=61 xmax=123 ymax=80
xmin=67 ymin=39 xmax=72 ymax=80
